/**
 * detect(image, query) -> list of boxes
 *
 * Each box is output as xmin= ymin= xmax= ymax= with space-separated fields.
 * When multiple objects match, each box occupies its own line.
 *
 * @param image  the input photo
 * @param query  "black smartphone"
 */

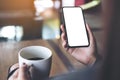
xmin=62 ymin=7 xmax=89 ymax=47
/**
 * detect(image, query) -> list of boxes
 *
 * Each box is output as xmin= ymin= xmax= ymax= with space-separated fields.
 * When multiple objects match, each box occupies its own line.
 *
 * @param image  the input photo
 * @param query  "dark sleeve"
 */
xmin=90 ymin=52 xmax=103 ymax=69
xmin=48 ymin=67 xmax=99 ymax=80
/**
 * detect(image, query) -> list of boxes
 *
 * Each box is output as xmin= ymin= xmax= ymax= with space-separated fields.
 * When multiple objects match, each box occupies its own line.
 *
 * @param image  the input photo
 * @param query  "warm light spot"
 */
xmin=0 ymin=25 xmax=23 ymax=41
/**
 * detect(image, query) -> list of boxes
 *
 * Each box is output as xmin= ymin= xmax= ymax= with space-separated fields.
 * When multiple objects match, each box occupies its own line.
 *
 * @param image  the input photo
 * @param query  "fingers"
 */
xmin=60 ymin=25 xmax=66 ymax=41
xmin=60 ymin=25 xmax=67 ymax=48
xmin=8 ymin=68 xmax=19 ymax=80
xmin=86 ymin=24 xmax=97 ymax=56
xmin=8 ymin=63 xmax=31 ymax=80
xmin=10 ymin=63 xmax=19 ymax=72
xmin=86 ymin=24 xmax=95 ymax=44
xmin=18 ymin=63 xmax=31 ymax=80
xmin=18 ymin=63 xmax=27 ymax=78
xmin=8 ymin=63 xmax=19 ymax=80
xmin=61 ymin=31 xmax=66 ymax=41
xmin=60 ymin=24 xmax=65 ymax=32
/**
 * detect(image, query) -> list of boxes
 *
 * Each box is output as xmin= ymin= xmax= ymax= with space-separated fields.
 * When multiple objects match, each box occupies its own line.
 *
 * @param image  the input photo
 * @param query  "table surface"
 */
xmin=0 ymin=28 xmax=104 ymax=80
xmin=0 ymin=39 xmax=87 ymax=80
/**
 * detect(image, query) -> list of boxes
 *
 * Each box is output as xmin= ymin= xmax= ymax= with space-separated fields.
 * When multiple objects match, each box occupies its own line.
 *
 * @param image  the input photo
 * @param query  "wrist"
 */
xmin=87 ymin=56 xmax=96 ymax=66
xmin=80 ymin=55 xmax=96 ymax=66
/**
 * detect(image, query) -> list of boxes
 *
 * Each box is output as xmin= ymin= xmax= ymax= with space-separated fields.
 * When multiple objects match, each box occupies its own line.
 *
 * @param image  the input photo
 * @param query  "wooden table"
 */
xmin=0 ymin=39 xmax=85 ymax=80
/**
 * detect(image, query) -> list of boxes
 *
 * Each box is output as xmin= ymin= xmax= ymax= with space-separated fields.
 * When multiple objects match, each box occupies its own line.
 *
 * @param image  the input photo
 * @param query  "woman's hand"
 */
xmin=61 ymin=24 xmax=97 ymax=66
xmin=8 ymin=63 xmax=31 ymax=80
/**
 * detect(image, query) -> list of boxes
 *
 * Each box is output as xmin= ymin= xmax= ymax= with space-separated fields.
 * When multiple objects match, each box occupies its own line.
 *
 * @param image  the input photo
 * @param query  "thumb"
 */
xmin=18 ymin=63 xmax=31 ymax=80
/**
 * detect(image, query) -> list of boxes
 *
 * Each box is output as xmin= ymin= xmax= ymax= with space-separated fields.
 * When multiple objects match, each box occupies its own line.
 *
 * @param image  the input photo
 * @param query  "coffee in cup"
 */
xmin=18 ymin=46 xmax=52 ymax=80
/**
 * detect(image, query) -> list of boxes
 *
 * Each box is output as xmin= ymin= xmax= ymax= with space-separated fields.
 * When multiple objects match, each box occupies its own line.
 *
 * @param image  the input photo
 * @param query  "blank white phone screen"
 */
xmin=63 ymin=7 xmax=89 ymax=47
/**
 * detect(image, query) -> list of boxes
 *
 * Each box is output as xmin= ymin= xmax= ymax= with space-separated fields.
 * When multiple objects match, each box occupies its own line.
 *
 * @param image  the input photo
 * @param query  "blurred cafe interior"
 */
xmin=0 ymin=0 xmax=102 ymax=42
xmin=0 ymin=0 xmax=103 ymax=80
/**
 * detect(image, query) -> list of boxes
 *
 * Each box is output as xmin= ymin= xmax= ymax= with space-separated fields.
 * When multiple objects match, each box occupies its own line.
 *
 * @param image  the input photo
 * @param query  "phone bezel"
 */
xmin=62 ymin=6 xmax=90 ymax=48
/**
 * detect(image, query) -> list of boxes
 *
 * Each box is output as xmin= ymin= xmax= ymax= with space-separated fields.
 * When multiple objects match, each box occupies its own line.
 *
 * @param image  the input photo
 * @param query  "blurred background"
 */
xmin=0 ymin=0 xmax=102 ymax=42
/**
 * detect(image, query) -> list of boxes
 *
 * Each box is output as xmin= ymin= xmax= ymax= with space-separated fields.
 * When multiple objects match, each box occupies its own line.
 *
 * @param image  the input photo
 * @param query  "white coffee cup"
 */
xmin=18 ymin=46 xmax=52 ymax=80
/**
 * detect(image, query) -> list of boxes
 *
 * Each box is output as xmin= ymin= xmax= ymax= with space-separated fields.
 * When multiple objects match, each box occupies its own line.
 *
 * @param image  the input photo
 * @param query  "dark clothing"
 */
xmin=49 ymin=67 xmax=100 ymax=80
xmin=49 ymin=60 xmax=102 ymax=80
